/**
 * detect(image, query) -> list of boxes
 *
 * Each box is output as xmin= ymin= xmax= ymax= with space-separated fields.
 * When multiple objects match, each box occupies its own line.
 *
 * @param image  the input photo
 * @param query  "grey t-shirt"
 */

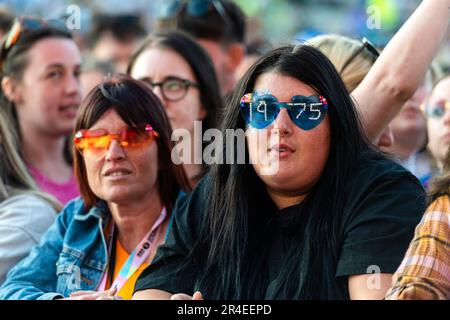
xmin=0 ymin=194 xmax=57 ymax=285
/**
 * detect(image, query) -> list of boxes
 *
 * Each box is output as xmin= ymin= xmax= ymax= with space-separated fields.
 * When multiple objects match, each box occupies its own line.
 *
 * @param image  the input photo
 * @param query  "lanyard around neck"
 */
xmin=97 ymin=207 xmax=167 ymax=293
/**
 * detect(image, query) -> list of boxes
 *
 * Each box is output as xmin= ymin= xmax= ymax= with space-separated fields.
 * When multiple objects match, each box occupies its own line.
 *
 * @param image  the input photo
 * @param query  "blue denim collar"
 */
xmin=73 ymin=200 xmax=109 ymax=222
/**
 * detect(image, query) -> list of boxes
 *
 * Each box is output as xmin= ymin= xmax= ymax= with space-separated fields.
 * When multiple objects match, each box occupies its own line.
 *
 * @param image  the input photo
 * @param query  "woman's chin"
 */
xmin=258 ymin=168 xmax=297 ymax=185
xmin=102 ymin=188 xmax=135 ymax=204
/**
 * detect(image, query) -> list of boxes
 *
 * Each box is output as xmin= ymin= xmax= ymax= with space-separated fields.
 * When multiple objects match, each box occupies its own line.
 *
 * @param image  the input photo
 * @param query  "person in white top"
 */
xmin=0 ymin=110 xmax=60 ymax=285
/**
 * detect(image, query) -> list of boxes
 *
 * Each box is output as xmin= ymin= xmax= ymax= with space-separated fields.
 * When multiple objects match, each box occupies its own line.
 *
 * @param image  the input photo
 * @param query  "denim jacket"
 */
xmin=0 ymin=198 xmax=111 ymax=300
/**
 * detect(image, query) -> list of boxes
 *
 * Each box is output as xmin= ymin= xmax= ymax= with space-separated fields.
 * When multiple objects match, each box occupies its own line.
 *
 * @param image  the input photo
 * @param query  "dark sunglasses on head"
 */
xmin=0 ymin=16 xmax=68 ymax=70
xmin=159 ymin=0 xmax=232 ymax=26
xmin=340 ymin=37 xmax=380 ymax=74
xmin=240 ymin=92 xmax=329 ymax=130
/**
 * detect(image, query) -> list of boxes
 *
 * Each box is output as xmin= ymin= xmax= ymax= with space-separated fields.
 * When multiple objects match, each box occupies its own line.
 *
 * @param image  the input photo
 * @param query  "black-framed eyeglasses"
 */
xmin=340 ymin=37 xmax=380 ymax=74
xmin=0 ymin=16 xmax=68 ymax=70
xmin=142 ymin=77 xmax=199 ymax=102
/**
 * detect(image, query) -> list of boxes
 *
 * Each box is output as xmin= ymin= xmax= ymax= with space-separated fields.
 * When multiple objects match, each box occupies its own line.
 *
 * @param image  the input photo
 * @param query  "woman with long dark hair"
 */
xmin=133 ymin=45 xmax=426 ymax=300
xmin=127 ymin=30 xmax=222 ymax=187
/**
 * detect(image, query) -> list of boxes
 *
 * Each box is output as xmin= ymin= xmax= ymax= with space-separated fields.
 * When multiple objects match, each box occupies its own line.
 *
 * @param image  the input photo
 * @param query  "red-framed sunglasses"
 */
xmin=74 ymin=124 xmax=159 ymax=160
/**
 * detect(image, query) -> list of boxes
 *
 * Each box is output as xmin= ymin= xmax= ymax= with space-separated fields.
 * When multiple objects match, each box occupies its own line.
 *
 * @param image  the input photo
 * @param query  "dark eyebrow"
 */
xmin=45 ymin=63 xmax=82 ymax=70
xmin=137 ymin=75 xmax=193 ymax=85
xmin=163 ymin=75 xmax=185 ymax=81
xmin=45 ymin=63 xmax=64 ymax=70
xmin=137 ymin=77 xmax=152 ymax=84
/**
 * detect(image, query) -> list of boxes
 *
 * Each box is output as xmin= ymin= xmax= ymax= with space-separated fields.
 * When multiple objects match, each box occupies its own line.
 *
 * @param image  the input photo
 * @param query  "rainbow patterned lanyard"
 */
xmin=97 ymin=207 xmax=167 ymax=293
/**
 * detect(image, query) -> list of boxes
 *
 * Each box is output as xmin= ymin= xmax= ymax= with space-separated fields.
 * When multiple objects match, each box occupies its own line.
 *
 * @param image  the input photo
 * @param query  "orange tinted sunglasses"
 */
xmin=74 ymin=124 xmax=159 ymax=159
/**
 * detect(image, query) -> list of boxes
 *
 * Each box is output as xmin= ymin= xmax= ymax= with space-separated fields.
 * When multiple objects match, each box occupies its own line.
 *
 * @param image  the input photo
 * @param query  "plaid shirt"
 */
xmin=385 ymin=195 xmax=450 ymax=300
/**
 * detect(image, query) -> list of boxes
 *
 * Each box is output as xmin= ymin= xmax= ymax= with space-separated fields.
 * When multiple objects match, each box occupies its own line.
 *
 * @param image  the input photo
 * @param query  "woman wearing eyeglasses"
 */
xmin=423 ymin=76 xmax=450 ymax=173
xmin=127 ymin=30 xmax=222 ymax=188
xmin=132 ymin=45 xmax=426 ymax=300
xmin=0 ymin=17 xmax=83 ymax=205
xmin=0 ymin=75 xmax=191 ymax=300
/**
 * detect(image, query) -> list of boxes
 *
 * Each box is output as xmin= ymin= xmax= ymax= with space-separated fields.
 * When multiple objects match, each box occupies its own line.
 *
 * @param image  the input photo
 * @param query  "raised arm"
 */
xmin=353 ymin=0 xmax=450 ymax=142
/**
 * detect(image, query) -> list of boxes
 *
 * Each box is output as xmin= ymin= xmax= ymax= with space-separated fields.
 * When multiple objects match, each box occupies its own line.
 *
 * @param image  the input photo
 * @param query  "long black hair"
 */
xmin=194 ymin=44 xmax=378 ymax=299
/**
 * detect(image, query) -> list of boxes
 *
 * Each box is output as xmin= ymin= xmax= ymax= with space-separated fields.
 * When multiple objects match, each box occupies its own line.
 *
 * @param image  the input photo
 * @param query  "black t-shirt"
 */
xmin=135 ymin=153 xmax=426 ymax=299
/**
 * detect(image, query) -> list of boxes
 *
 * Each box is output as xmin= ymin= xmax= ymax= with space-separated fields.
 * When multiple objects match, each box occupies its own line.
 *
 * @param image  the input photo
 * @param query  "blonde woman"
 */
xmin=308 ymin=35 xmax=378 ymax=93
xmin=0 ymin=110 xmax=61 ymax=285
xmin=309 ymin=0 xmax=450 ymax=144
xmin=309 ymin=34 xmax=442 ymax=185
xmin=308 ymin=34 xmax=394 ymax=149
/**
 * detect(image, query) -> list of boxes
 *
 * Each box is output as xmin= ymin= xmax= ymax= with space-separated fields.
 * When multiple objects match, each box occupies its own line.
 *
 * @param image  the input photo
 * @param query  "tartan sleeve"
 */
xmin=385 ymin=196 xmax=450 ymax=300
